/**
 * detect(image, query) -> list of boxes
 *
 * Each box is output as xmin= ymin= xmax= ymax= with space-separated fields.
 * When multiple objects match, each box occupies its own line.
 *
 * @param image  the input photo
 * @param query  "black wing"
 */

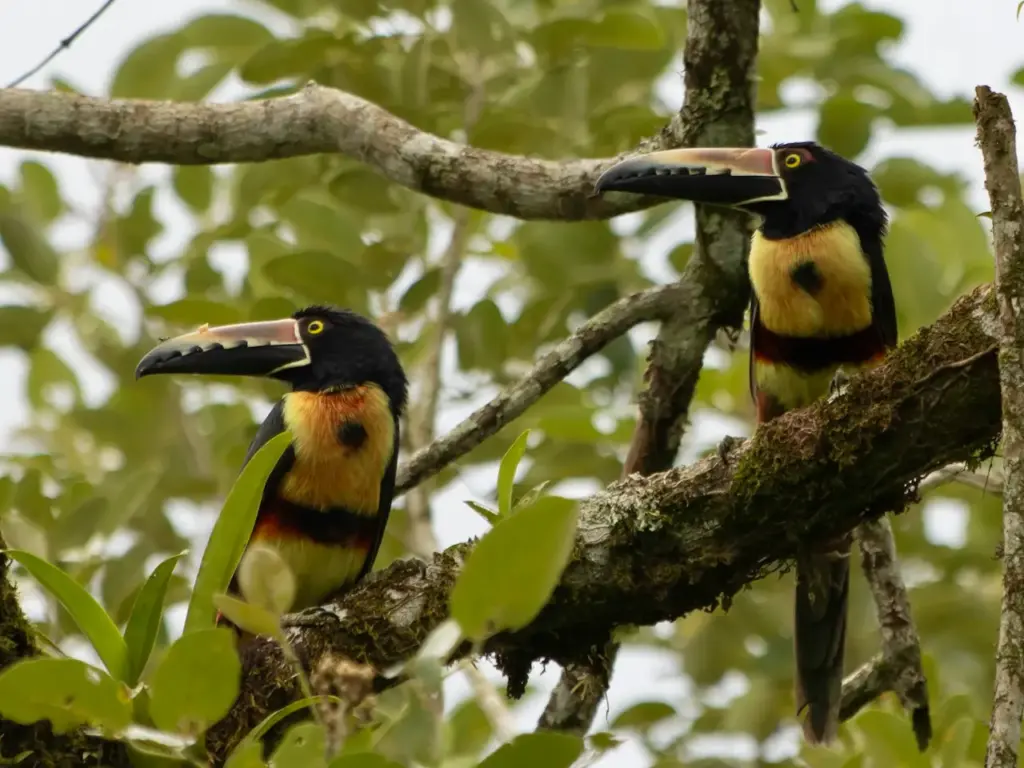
xmin=240 ymin=399 xmax=296 ymax=495
xmin=357 ymin=416 xmax=399 ymax=581
xmin=748 ymin=294 xmax=761 ymax=403
xmin=865 ymin=239 xmax=898 ymax=350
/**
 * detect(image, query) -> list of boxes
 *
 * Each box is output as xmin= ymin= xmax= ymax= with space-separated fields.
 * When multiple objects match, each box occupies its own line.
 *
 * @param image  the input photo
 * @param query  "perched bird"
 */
xmin=136 ymin=306 xmax=408 ymax=622
xmin=595 ymin=142 xmax=897 ymax=744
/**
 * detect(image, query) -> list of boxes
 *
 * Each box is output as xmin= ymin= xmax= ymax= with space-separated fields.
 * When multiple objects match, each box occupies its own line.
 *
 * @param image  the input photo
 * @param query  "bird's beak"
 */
xmin=594 ymin=147 xmax=787 ymax=207
xmin=135 ymin=318 xmax=310 ymax=380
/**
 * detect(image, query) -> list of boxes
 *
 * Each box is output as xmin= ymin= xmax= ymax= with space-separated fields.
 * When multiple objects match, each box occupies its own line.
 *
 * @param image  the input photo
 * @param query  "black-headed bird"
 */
xmin=595 ymin=142 xmax=897 ymax=744
xmin=136 ymin=306 xmax=408 ymax=622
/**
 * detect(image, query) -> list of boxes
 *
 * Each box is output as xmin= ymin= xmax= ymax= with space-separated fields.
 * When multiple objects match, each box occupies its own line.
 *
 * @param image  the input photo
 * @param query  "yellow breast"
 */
xmin=280 ymin=385 xmax=396 ymax=515
xmin=749 ymin=221 xmax=874 ymax=338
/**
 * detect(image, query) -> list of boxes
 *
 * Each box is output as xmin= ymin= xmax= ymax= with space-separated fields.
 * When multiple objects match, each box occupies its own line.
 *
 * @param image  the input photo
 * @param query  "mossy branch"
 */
xmin=206 ymin=283 xmax=1002 ymax=761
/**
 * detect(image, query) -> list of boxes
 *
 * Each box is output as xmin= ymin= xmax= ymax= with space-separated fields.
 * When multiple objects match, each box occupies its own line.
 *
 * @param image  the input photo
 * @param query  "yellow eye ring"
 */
xmin=784 ymin=153 xmax=801 ymax=169
xmin=307 ymin=320 xmax=325 ymax=335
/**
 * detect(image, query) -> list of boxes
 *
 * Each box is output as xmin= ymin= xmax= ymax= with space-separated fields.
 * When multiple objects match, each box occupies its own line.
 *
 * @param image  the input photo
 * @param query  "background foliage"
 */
xmin=0 ymin=0 xmax=1019 ymax=765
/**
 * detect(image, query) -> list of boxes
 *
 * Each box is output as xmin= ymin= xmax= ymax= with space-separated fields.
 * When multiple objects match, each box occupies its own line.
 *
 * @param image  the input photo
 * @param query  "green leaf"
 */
xmin=477 ymin=732 xmax=584 ymax=768
xmin=148 ymin=299 xmax=245 ymax=327
xmin=270 ymin=722 xmax=327 ymax=768
xmin=148 ymin=627 xmax=241 ymax=735
xmin=0 ymin=306 xmax=53 ymax=349
xmin=235 ymin=696 xmax=334 ymax=757
xmin=18 ymin=161 xmax=63 ymax=223
xmin=513 ymin=481 xmax=552 ymax=513
xmin=181 ymin=13 xmax=274 ymax=59
xmin=0 ymin=658 xmax=132 ymax=734
xmin=111 ymin=34 xmax=184 ymax=99
xmin=464 ymin=500 xmax=499 ymax=525
xmin=817 ymin=92 xmax=876 ymax=159
xmin=0 ymin=207 xmax=60 ymax=284
xmin=585 ymin=10 xmax=666 ymax=51
xmin=261 ymin=251 xmax=365 ymax=307
xmin=235 ymin=542 xmax=297 ymax=617
xmin=330 ymin=755 xmax=404 ymax=768
xmin=497 ymin=430 xmax=531 ymax=518
xmin=27 ymin=346 xmax=80 ymax=410
xmin=450 ymin=496 xmax=579 ymax=640
xmin=398 ymin=267 xmax=442 ymax=315
xmin=213 ymin=593 xmax=281 ymax=638
xmin=123 ymin=551 xmax=187 ymax=686
xmin=173 ymin=166 xmax=214 ymax=213
xmin=611 ymin=701 xmax=677 ymax=732
xmin=183 ymin=431 xmax=292 ymax=634
xmin=4 ymin=549 xmax=129 ymax=682
xmin=225 ymin=740 xmax=268 ymax=768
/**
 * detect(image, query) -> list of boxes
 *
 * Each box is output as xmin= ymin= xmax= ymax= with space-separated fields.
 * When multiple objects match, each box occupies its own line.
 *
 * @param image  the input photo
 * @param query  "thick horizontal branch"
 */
xmin=395 ymin=280 xmax=691 ymax=493
xmin=0 ymin=84 xmax=671 ymax=220
xmin=206 ymin=283 xmax=1003 ymax=759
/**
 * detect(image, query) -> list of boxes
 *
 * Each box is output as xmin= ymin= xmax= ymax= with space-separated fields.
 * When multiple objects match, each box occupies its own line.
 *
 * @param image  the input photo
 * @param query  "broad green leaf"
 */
xmin=261 ymin=252 xmax=365 ymax=307
xmin=173 ymin=166 xmax=214 ymax=213
xmin=225 ymin=739 xmax=268 ymax=768
xmin=450 ymin=496 xmax=579 ymax=640
xmin=111 ymin=34 xmax=184 ymax=99
xmin=270 ymin=722 xmax=327 ymax=768
xmin=18 ymin=161 xmax=63 ymax=223
xmin=235 ymin=543 xmax=296 ymax=617
xmin=585 ymin=10 xmax=666 ymax=50
xmin=181 ymin=14 xmax=274 ymax=59
xmin=278 ymin=191 xmax=363 ymax=255
xmin=123 ymin=551 xmax=187 ymax=686
xmin=464 ymin=500 xmax=499 ymax=525
xmin=148 ymin=627 xmax=241 ymax=735
xmin=513 ymin=481 xmax=552 ymax=513
xmin=213 ymin=593 xmax=281 ymax=639
xmin=148 ymin=299 xmax=245 ymax=327
xmin=0 ymin=658 xmax=132 ymax=734
xmin=330 ymin=755 xmax=404 ymax=768
xmin=27 ymin=346 xmax=80 ymax=410
xmin=497 ymin=430 xmax=531 ymax=518
xmin=0 ymin=208 xmax=59 ymax=284
xmin=4 ymin=549 xmax=128 ymax=682
xmin=476 ymin=732 xmax=584 ymax=768
xmin=183 ymin=431 xmax=292 ymax=634
xmin=0 ymin=306 xmax=53 ymax=349
xmin=817 ymin=92 xmax=876 ymax=159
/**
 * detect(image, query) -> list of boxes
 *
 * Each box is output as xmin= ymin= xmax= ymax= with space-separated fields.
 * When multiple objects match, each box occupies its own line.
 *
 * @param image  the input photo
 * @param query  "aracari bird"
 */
xmin=596 ymin=142 xmax=897 ymax=744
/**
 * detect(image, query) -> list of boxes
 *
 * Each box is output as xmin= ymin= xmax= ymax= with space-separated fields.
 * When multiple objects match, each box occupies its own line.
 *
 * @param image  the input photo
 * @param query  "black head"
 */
xmin=135 ymin=305 xmax=408 ymax=415
xmin=594 ymin=141 xmax=887 ymax=241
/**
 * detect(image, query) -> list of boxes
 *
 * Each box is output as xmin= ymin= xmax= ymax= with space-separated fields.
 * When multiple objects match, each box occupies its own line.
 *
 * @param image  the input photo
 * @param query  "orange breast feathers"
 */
xmin=279 ymin=385 xmax=396 ymax=515
xmin=749 ymin=221 xmax=874 ymax=338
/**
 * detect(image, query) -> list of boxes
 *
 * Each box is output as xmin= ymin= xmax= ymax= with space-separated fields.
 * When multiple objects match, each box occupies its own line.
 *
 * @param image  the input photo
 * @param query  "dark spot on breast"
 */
xmin=337 ymin=420 xmax=368 ymax=449
xmin=791 ymin=260 xmax=824 ymax=295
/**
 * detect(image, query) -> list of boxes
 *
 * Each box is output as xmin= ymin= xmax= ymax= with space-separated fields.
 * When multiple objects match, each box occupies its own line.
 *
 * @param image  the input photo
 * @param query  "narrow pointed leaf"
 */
xmin=496 ymin=429 xmax=531 ymax=517
xmin=183 ymin=431 xmax=291 ymax=634
xmin=4 ymin=549 xmax=128 ymax=682
xmin=122 ymin=551 xmax=187 ymax=686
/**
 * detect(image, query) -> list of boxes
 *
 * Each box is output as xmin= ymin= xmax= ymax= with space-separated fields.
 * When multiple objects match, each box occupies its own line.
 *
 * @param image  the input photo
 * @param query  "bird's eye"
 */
xmin=306 ymin=320 xmax=325 ymax=335
xmin=783 ymin=153 xmax=802 ymax=169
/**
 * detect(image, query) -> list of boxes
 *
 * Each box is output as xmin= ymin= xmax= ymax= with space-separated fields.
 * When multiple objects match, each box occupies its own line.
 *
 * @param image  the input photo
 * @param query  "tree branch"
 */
xmin=974 ymin=85 xmax=1024 ymax=768
xmin=0 ymin=84 xmax=673 ymax=221
xmin=395 ymin=280 xmax=694 ymax=494
xmin=856 ymin=518 xmax=931 ymax=749
xmin=206 ymin=283 xmax=1002 ymax=761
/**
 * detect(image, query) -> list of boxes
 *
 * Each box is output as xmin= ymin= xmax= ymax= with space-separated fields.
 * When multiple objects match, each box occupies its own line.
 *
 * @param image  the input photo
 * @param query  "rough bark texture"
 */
xmin=974 ymin=86 xmax=1024 ymax=768
xmin=856 ymin=518 xmax=931 ymax=749
xmin=0 ymin=85 xmax=675 ymax=221
xmin=202 ymin=284 xmax=1002 ymax=762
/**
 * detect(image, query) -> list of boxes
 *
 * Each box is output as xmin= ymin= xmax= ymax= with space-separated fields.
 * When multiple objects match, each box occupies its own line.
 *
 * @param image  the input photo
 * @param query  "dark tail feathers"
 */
xmin=794 ymin=544 xmax=851 ymax=744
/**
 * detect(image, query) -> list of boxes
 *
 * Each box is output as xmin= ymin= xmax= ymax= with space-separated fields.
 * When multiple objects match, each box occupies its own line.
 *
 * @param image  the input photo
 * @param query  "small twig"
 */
xmin=856 ymin=518 xmax=931 ymax=749
xmin=6 ymin=0 xmax=120 ymax=88
xmin=974 ymin=84 xmax=1024 ymax=768
xmin=919 ymin=461 xmax=1004 ymax=495
xmin=461 ymin=660 xmax=515 ymax=744
xmin=394 ymin=280 xmax=691 ymax=494
xmin=838 ymin=653 xmax=891 ymax=722
xmin=311 ymin=655 xmax=376 ymax=759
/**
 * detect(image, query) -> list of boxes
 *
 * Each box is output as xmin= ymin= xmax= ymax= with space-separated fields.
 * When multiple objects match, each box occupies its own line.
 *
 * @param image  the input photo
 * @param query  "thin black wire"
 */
xmin=6 ymin=0 xmax=120 ymax=89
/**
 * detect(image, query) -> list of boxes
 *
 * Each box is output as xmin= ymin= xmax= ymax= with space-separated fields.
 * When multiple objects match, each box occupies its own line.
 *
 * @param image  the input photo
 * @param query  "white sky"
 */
xmin=0 ymin=0 xmax=1021 ymax=765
